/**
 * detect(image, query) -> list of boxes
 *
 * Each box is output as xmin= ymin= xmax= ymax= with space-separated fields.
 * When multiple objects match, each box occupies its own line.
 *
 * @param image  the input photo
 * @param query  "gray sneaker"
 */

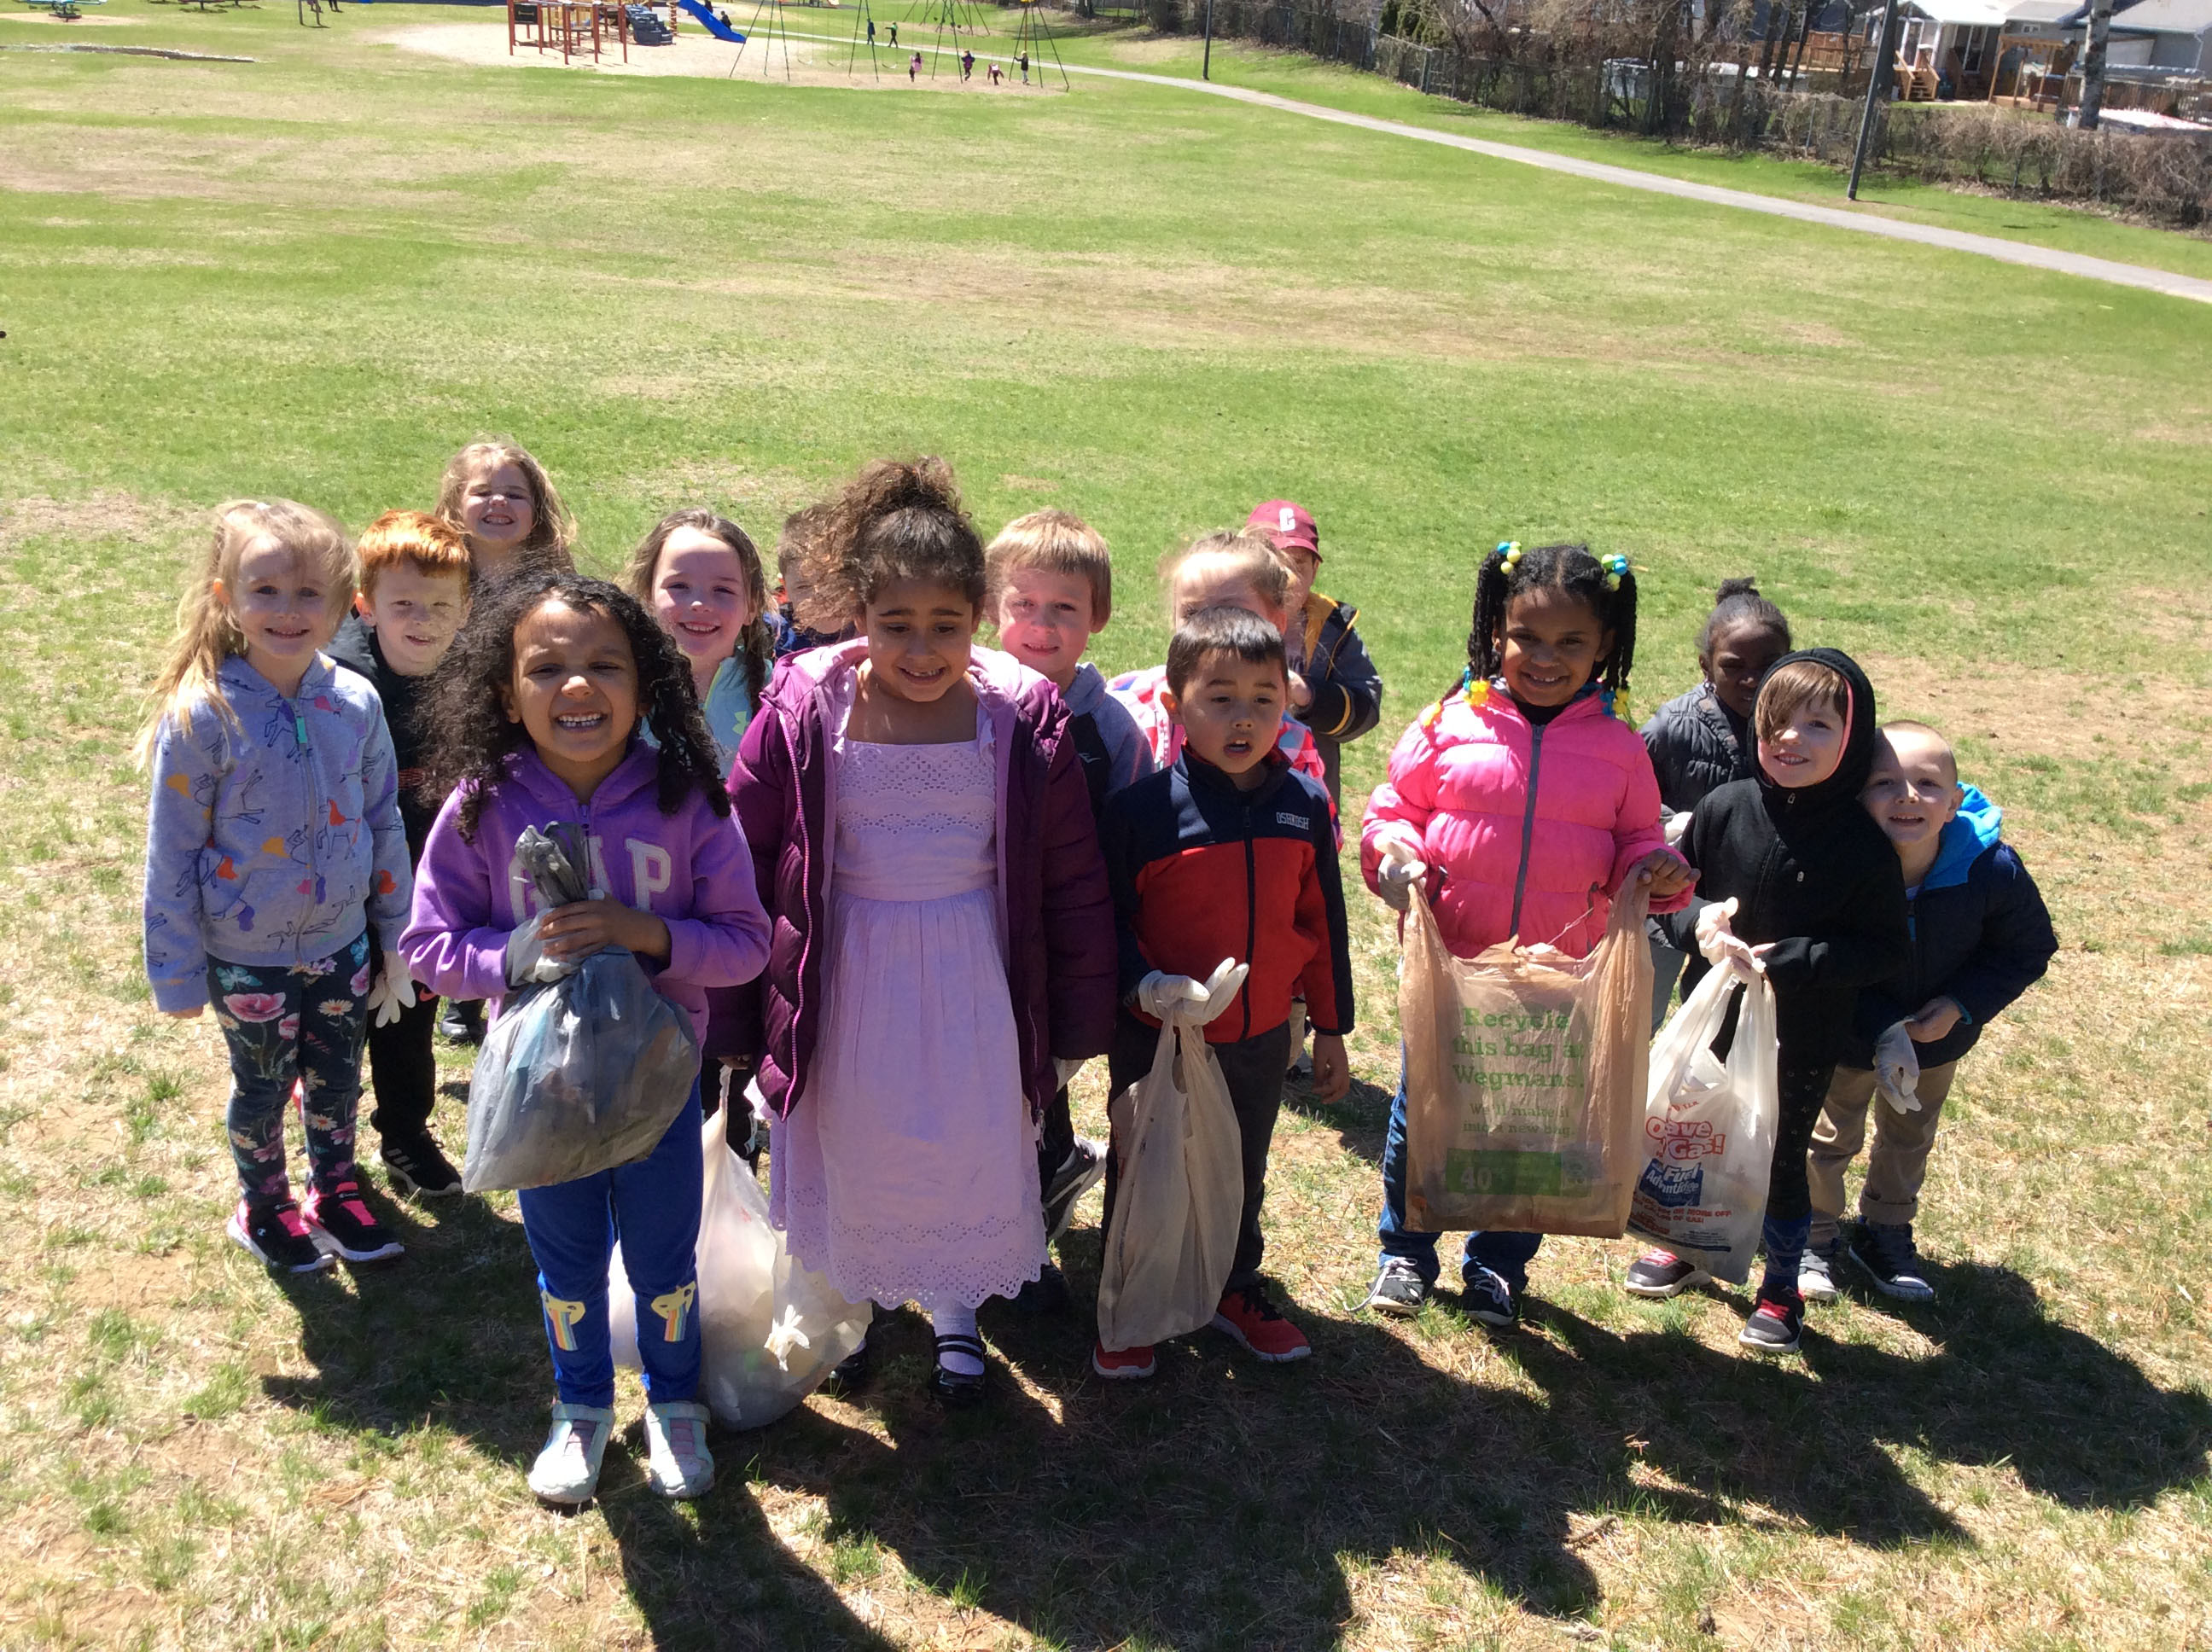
xmin=1850 ymin=1221 xmax=1936 ymax=1301
xmin=1363 ymin=1259 xmax=1428 ymax=1318
xmin=1799 ymin=1243 xmax=1841 ymax=1305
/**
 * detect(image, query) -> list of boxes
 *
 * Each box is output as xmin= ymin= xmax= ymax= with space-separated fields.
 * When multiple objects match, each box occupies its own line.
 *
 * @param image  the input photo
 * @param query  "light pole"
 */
xmin=1202 ymin=0 xmax=1214 ymax=78
xmin=1848 ymin=0 xmax=1901 ymax=200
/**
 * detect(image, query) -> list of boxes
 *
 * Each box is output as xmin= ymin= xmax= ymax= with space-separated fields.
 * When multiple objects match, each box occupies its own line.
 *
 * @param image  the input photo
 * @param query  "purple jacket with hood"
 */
xmin=399 ymin=742 xmax=771 ymax=1044
xmin=725 ymin=639 xmax=1115 ymax=1120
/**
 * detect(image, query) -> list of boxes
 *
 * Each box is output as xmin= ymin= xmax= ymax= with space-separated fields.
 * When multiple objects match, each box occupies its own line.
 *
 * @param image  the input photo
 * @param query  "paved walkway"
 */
xmin=789 ymin=31 xmax=2212 ymax=305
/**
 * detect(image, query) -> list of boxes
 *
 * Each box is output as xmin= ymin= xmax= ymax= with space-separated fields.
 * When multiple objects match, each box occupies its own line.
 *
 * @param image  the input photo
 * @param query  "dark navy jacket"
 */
xmin=1641 ymin=681 xmax=1755 ymax=819
xmin=1841 ymin=787 xmax=2057 ymax=1070
xmin=1100 ymin=749 xmax=1354 ymax=1046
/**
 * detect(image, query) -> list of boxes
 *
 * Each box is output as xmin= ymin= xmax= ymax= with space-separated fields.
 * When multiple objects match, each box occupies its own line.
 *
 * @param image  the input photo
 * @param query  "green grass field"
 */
xmin=3 ymin=5 xmax=2211 ymax=1647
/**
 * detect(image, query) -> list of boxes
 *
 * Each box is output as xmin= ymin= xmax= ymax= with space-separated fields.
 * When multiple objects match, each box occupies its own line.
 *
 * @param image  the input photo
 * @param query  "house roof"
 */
xmin=1902 ymin=0 xmax=2016 ymax=25
xmin=2098 ymin=0 xmax=2212 ymax=33
xmin=2003 ymin=0 xmax=2075 ymax=21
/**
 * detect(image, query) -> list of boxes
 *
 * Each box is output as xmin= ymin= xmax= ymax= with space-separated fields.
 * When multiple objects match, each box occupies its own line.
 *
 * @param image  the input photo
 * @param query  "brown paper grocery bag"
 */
xmin=1399 ymin=881 xmax=1652 ymax=1236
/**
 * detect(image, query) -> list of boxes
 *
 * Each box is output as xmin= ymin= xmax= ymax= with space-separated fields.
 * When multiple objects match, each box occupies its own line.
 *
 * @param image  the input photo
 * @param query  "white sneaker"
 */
xmin=643 ymin=1399 xmax=715 ymax=1499
xmin=1799 ymin=1245 xmax=1841 ymax=1305
xmin=527 ymin=1403 xmax=614 ymax=1506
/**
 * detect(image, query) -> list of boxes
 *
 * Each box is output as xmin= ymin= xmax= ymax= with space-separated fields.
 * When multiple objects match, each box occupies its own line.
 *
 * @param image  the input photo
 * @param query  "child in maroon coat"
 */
xmin=726 ymin=458 xmax=1115 ymax=1405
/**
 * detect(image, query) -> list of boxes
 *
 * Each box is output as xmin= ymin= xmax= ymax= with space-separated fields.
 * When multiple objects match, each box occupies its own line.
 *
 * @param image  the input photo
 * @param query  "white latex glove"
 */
xmin=1135 ymin=957 xmax=1251 ymax=1027
xmin=1695 ymin=897 xmax=1762 ymax=979
xmin=1377 ymin=832 xmax=1427 ymax=914
xmin=1187 ymin=957 xmax=1252 ymax=1027
xmin=367 ymin=953 xmax=416 ymax=1028
xmin=1874 ymin=1020 xmax=1924 ymax=1114
xmin=1662 ymin=810 xmax=1691 ymax=848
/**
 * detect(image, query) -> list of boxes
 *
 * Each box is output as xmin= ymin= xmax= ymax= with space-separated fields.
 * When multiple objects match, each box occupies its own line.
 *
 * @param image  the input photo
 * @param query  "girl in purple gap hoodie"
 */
xmin=727 ymin=457 xmax=1116 ymax=1408
xmin=400 ymin=572 xmax=771 ymax=1509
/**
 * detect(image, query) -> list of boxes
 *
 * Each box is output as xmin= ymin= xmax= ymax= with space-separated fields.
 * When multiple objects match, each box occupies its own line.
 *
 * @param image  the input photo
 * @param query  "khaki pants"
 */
xmin=1807 ymin=1059 xmax=1958 ymax=1248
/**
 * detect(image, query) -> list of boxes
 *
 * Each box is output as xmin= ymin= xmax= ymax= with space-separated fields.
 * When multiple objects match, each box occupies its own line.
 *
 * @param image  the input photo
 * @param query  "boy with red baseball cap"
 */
xmin=1244 ymin=500 xmax=1383 ymax=808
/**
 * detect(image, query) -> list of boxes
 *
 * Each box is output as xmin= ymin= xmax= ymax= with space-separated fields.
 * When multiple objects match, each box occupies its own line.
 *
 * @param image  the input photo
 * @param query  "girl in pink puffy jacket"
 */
xmin=1359 ymin=541 xmax=1692 ymax=1328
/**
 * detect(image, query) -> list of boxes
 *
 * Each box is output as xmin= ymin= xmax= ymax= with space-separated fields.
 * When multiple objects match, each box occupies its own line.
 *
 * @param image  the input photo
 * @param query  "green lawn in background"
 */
xmin=2 ymin=7 xmax=2210 ymax=1647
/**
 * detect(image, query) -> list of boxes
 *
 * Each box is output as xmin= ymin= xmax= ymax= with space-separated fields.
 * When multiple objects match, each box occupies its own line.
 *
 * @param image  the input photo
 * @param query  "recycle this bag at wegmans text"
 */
xmin=1399 ymin=881 xmax=1652 ymax=1236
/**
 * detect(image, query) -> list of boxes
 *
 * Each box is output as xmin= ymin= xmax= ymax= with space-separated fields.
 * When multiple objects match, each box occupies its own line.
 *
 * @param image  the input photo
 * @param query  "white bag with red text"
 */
xmin=1626 ymin=963 xmax=1779 ymax=1286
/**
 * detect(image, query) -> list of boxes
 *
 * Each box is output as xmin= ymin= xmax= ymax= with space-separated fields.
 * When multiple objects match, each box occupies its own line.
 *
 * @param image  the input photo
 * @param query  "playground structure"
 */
xmin=905 ymin=0 xmax=981 ymax=76
xmin=722 ymin=0 xmax=805 ymax=78
xmin=844 ymin=0 xmax=882 ymax=78
xmin=1007 ymin=0 xmax=1066 ymax=89
xmin=507 ymin=0 xmax=635 ymax=63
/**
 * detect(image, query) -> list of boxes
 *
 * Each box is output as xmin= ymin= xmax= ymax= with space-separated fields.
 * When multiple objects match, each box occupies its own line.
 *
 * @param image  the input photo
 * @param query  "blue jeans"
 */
xmin=517 ymin=1082 xmax=704 ymax=1410
xmin=1377 ymin=1061 xmax=1543 ymax=1290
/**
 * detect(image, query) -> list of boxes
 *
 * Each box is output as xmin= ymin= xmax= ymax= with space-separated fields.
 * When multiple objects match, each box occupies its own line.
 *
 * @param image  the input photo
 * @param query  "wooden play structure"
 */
xmin=508 ymin=0 xmax=636 ymax=63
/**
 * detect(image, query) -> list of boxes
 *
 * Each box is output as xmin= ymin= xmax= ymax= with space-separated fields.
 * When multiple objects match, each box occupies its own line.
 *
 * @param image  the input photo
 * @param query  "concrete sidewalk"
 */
xmin=788 ymin=29 xmax=2212 ymax=306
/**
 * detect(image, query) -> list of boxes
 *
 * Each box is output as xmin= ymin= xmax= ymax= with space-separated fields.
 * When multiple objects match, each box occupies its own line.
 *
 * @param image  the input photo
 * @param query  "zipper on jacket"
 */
xmin=1240 ymin=794 xmax=1259 ymax=1040
xmin=294 ymin=689 xmax=317 ymax=966
xmin=1506 ymin=719 xmax=1549 ymax=939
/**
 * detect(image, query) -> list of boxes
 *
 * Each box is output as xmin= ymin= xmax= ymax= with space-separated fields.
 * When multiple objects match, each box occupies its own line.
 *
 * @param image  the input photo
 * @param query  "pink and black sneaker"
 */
xmin=301 ymin=1179 xmax=405 ymax=1264
xmin=1738 ymin=1284 xmax=1805 ymax=1355
xmin=228 ymin=1199 xmax=332 ymax=1275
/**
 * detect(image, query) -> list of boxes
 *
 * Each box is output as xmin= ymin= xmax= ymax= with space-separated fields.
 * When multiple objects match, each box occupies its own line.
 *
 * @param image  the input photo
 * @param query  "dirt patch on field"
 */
xmin=0 ymin=491 xmax=204 ymax=554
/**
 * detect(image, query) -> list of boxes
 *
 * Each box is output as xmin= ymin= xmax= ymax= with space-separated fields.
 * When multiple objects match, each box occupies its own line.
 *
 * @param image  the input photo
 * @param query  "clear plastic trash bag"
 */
xmin=610 ymin=1097 xmax=871 ymax=1429
xmin=1627 ymin=962 xmax=1780 ymax=1285
xmin=460 ymin=823 xmax=700 ymax=1194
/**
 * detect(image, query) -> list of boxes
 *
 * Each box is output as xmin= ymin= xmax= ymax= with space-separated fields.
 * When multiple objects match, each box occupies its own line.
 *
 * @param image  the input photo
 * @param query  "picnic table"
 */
xmin=23 ymin=0 xmax=106 ymax=20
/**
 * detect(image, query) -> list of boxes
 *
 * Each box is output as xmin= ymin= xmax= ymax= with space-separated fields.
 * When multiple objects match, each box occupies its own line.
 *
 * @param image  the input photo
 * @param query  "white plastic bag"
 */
xmin=1097 ymin=963 xmax=1248 ymax=1352
xmin=1627 ymin=963 xmax=1779 ymax=1285
xmin=610 ymin=1096 xmax=870 ymax=1429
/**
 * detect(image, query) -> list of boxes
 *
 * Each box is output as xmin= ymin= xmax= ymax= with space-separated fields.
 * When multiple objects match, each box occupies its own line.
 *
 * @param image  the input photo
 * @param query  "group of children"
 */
xmin=139 ymin=439 xmax=2055 ymax=1508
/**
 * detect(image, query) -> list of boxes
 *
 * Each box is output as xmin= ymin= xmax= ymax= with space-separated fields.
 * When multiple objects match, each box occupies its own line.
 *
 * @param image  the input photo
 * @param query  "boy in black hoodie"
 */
xmin=327 ymin=511 xmax=471 ymax=1196
xmin=1627 ymin=649 xmax=1910 ymax=1353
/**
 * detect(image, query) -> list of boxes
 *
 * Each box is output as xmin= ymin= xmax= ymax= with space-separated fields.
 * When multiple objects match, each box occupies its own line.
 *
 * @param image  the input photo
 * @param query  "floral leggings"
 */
xmin=208 ymin=932 xmax=372 ymax=1208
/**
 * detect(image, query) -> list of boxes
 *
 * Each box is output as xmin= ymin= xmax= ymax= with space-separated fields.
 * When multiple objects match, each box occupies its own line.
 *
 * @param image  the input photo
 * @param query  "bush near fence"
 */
xmin=1113 ymin=0 xmax=2211 ymax=228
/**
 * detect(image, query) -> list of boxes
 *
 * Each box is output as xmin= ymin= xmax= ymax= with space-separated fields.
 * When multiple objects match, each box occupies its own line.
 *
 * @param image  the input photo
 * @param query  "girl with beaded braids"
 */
xmin=401 ymin=568 xmax=771 ymax=1508
xmin=1357 ymin=541 xmax=1693 ymax=1327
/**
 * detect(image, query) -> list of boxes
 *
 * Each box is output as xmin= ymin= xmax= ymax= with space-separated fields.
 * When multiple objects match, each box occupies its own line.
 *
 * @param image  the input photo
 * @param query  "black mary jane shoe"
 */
xmin=929 ymin=1334 xmax=988 ymax=1408
xmin=820 ymin=1336 xmax=871 ymax=1400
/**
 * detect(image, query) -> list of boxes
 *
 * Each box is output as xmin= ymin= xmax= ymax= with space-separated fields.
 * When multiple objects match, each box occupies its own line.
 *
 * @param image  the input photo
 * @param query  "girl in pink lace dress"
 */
xmin=729 ymin=458 xmax=1116 ymax=1405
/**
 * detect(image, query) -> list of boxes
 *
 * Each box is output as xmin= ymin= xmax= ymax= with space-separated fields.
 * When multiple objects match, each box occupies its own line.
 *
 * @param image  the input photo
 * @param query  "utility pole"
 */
xmin=1202 ymin=0 xmax=1214 ymax=77
xmin=2069 ymin=0 xmax=2115 ymax=127
xmin=1848 ymin=0 xmax=1901 ymax=199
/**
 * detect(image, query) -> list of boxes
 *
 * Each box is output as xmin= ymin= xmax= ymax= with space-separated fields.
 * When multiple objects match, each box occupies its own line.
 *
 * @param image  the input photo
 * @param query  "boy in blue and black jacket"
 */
xmin=1093 ymin=606 xmax=1353 ymax=1380
xmin=1804 ymin=720 xmax=2057 ymax=1306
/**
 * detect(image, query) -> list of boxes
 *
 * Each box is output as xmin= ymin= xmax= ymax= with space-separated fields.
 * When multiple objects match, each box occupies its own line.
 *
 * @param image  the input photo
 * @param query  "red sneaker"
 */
xmin=1210 ymin=1285 xmax=1311 ymax=1363
xmin=1091 ymin=1340 xmax=1156 ymax=1381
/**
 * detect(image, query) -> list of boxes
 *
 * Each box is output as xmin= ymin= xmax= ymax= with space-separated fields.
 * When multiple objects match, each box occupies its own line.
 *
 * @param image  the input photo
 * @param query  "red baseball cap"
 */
xmin=1247 ymin=500 xmax=1319 ymax=560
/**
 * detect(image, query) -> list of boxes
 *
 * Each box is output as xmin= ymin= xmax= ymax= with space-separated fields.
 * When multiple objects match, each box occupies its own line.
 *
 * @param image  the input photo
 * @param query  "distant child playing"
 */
xmin=327 ymin=509 xmax=473 ymax=1197
xmin=1801 ymin=721 xmax=2055 ymax=1305
xmin=1093 ymin=606 xmax=1353 ymax=1379
xmin=1361 ymin=541 xmax=1691 ymax=1327
xmin=626 ymin=508 xmax=777 ymax=772
xmin=986 ymin=508 xmax=1153 ymax=1311
xmin=141 ymin=500 xmax=415 ymax=1275
xmin=401 ymin=570 xmax=772 ymax=1506
xmin=1632 ymin=649 xmax=1911 ymax=1353
xmin=1639 ymin=579 xmax=1792 ymax=1024
xmin=1243 ymin=499 xmax=1383 ymax=808
xmin=434 ymin=438 xmax=577 ymax=585
xmin=729 ymin=458 xmax=1116 ymax=1406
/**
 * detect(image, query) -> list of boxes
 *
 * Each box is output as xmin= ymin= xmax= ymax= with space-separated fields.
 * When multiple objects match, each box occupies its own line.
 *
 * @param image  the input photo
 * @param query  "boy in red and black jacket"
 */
xmin=1094 ymin=606 xmax=1354 ymax=1379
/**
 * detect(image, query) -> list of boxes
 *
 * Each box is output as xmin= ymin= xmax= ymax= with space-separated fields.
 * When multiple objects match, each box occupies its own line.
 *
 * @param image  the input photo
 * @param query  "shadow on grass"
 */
xmin=249 ymin=1178 xmax=2209 ymax=1650
xmin=259 ymin=1179 xmax=901 ymax=1648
